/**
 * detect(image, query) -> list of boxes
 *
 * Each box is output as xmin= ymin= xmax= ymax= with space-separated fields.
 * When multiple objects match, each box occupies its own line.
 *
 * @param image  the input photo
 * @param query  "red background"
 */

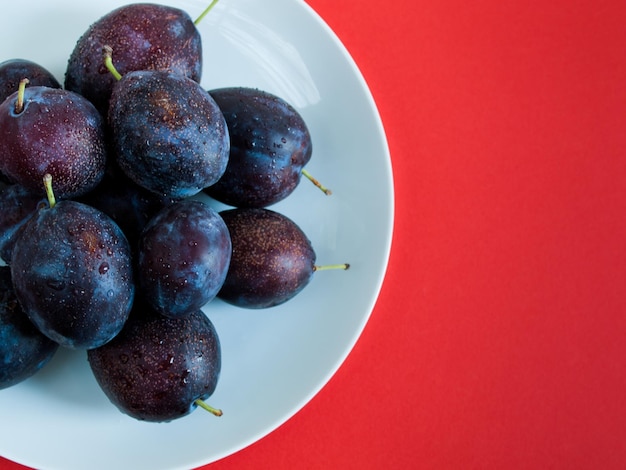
xmin=3 ymin=0 xmax=626 ymax=468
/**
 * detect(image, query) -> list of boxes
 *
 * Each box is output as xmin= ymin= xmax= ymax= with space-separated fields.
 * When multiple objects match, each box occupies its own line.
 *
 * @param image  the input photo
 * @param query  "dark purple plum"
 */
xmin=0 ymin=267 xmax=58 ymax=390
xmin=65 ymin=3 xmax=203 ymax=115
xmin=0 ymin=84 xmax=107 ymax=199
xmin=0 ymin=183 xmax=43 ymax=264
xmin=10 ymin=182 xmax=134 ymax=349
xmin=0 ymin=58 xmax=60 ymax=104
xmin=88 ymin=305 xmax=222 ymax=422
xmin=218 ymin=208 xmax=347 ymax=309
xmin=204 ymin=87 xmax=314 ymax=208
xmin=138 ymin=200 xmax=231 ymax=318
xmin=108 ymin=70 xmax=229 ymax=199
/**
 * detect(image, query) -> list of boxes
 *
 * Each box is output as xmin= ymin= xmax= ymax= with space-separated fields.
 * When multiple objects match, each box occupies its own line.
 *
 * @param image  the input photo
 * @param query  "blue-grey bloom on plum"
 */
xmin=0 ymin=184 xmax=43 ymax=264
xmin=204 ymin=87 xmax=313 ymax=208
xmin=10 ymin=198 xmax=135 ymax=350
xmin=138 ymin=200 xmax=232 ymax=318
xmin=108 ymin=70 xmax=229 ymax=200
xmin=0 ymin=267 xmax=58 ymax=390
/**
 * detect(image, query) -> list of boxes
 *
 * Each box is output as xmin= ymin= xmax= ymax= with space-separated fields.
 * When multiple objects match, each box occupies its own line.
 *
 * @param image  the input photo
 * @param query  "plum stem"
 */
xmin=43 ymin=174 xmax=56 ymax=209
xmin=194 ymin=0 xmax=220 ymax=25
xmin=102 ymin=46 xmax=122 ymax=81
xmin=195 ymin=399 xmax=223 ymax=417
xmin=313 ymin=263 xmax=350 ymax=272
xmin=15 ymin=78 xmax=29 ymax=114
xmin=302 ymin=169 xmax=332 ymax=196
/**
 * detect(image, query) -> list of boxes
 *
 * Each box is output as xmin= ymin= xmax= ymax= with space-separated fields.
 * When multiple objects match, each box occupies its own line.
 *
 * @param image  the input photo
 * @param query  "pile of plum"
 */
xmin=0 ymin=2 xmax=347 ymax=422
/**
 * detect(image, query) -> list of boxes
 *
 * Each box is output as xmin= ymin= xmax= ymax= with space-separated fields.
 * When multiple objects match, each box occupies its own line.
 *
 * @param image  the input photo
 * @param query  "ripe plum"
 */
xmin=0 ymin=84 xmax=107 ymax=199
xmin=204 ymin=87 xmax=313 ymax=208
xmin=218 ymin=208 xmax=349 ymax=308
xmin=10 ymin=180 xmax=134 ymax=349
xmin=65 ymin=3 xmax=203 ymax=115
xmin=138 ymin=200 xmax=231 ymax=318
xmin=218 ymin=208 xmax=316 ymax=308
xmin=0 ymin=183 xmax=43 ymax=264
xmin=0 ymin=58 xmax=60 ymax=104
xmin=88 ymin=306 xmax=221 ymax=422
xmin=108 ymin=70 xmax=229 ymax=199
xmin=0 ymin=267 xmax=58 ymax=390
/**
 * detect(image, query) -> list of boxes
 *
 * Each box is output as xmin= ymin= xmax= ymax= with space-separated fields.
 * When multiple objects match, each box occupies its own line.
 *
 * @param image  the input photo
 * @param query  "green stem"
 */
xmin=195 ymin=399 xmax=223 ymax=417
xmin=313 ymin=263 xmax=350 ymax=272
xmin=102 ymin=46 xmax=122 ymax=81
xmin=15 ymin=78 xmax=29 ymax=114
xmin=302 ymin=169 xmax=332 ymax=196
xmin=43 ymin=174 xmax=56 ymax=209
xmin=194 ymin=0 xmax=220 ymax=26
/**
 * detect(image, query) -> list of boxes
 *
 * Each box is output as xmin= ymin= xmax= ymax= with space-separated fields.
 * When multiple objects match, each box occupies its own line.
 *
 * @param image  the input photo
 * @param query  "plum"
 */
xmin=108 ymin=70 xmax=229 ymax=199
xmin=0 ymin=58 xmax=60 ymax=104
xmin=138 ymin=200 xmax=231 ymax=318
xmin=218 ymin=208 xmax=348 ymax=309
xmin=10 ymin=176 xmax=134 ymax=349
xmin=0 ymin=82 xmax=107 ymax=199
xmin=65 ymin=3 xmax=204 ymax=115
xmin=0 ymin=266 xmax=58 ymax=390
xmin=88 ymin=305 xmax=222 ymax=422
xmin=0 ymin=183 xmax=43 ymax=264
xmin=218 ymin=208 xmax=315 ymax=308
xmin=204 ymin=87 xmax=315 ymax=208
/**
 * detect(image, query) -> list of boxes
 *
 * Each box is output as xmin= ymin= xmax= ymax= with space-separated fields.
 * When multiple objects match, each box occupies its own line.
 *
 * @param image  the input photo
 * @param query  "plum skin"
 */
xmin=0 ymin=184 xmax=43 ymax=264
xmin=109 ymin=70 xmax=230 ymax=199
xmin=0 ymin=86 xmax=107 ymax=199
xmin=0 ymin=267 xmax=58 ymax=390
xmin=205 ymin=87 xmax=313 ymax=208
xmin=218 ymin=208 xmax=316 ymax=309
xmin=87 ymin=307 xmax=221 ymax=422
xmin=10 ymin=200 xmax=135 ymax=349
xmin=138 ymin=200 xmax=232 ymax=318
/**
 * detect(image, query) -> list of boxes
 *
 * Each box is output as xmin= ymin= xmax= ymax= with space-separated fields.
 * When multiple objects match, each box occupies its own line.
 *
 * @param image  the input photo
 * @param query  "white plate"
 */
xmin=0 ymin=1 xmax=394 ymax=469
